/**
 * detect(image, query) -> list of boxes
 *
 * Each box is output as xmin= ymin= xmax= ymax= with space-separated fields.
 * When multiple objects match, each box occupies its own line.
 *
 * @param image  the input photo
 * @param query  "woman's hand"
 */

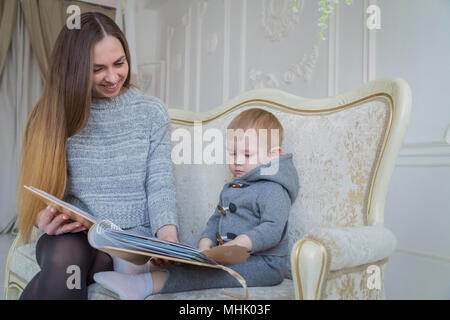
xmin=36 ymin=205 xmax=87 ymax=235
xmin=152 ymin=224 xmax=179 ymax=266
xmin=156 ymin=224 xmax=179 ymax=242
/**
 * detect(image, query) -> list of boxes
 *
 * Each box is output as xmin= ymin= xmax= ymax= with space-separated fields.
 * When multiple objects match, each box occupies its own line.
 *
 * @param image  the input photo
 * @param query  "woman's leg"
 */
xmin=19 ymin=272 xmax=41 ymax=300
xmin=20 ymin=232 xmax=112 ymax=300
xmin=87 ymin=250 xmax=114 ymax=285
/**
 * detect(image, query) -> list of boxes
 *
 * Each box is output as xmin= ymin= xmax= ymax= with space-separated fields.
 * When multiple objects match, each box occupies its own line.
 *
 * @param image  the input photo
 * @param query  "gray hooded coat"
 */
xmin=200 ymin=153 xmax=300 ymax=257
xmin=159 ymin=154 xmax=300 ymax=294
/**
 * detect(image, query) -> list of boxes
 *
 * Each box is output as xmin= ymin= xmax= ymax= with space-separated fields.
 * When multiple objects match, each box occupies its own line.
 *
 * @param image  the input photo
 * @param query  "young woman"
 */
xmin=17 ymin=12 xmax=178 ymax=300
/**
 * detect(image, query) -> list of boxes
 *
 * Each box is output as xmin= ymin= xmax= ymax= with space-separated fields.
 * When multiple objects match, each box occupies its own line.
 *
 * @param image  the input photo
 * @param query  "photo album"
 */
xmin=24 ymin=185 xmax=250 ymax=299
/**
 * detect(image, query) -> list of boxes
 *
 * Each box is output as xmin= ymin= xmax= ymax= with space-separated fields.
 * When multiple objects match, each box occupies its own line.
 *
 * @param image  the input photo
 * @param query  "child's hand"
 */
xmin=223 ymin=234 xmax=253 ymax=252
xmin=198 ymin=238 xmax=214 ymax=251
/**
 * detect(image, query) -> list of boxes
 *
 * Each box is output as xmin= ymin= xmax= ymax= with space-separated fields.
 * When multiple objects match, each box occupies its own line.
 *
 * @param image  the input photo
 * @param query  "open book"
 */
xmin=25 ymin=185 xmax=250 ymax=299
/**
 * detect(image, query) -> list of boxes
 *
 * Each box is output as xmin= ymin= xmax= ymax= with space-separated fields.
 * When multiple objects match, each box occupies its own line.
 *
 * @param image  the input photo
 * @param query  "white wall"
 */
xmin=132 ymin=0 xmax=450 ymax=299
xmin=376 ymin=0 xmax=450 ymax=299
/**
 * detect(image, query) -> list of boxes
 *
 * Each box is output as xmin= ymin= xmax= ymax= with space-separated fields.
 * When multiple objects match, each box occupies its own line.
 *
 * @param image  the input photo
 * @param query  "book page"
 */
xmin=24 ymin=186 xmax=97 ymax=228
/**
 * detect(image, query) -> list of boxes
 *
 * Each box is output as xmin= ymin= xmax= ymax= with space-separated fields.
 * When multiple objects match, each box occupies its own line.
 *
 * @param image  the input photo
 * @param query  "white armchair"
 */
xmin=4 ymin=77 xmax=411 ymax=299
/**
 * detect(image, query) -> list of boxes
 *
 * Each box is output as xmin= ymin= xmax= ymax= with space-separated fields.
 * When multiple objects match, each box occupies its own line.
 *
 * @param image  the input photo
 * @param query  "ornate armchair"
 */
xmin=4 ymin=77 xmax=411 ymax=299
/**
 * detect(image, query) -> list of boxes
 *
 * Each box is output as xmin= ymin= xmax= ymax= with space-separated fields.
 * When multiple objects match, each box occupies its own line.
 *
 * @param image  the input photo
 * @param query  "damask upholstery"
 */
xmin=306 ymin=226 xmax=396 ymax=271
xmin=4 ymin=77 xmax=411 ymax=300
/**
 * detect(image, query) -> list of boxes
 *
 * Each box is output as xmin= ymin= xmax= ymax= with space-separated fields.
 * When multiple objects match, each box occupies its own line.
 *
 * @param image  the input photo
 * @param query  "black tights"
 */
xmin=19 ymin=232 xmax=113 ymax=300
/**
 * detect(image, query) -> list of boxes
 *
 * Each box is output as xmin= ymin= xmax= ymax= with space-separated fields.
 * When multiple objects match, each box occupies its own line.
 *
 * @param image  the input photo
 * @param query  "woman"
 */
xmin=17 ymin=12 xmax=178 ymax=300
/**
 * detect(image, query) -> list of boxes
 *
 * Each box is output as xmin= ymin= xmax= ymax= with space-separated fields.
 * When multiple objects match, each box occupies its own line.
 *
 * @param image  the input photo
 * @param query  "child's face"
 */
xmin=226 ymin=132 xmax=280 ymax=177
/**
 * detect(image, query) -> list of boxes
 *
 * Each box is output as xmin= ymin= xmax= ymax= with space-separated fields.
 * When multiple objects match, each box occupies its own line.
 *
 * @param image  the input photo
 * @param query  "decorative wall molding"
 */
xmin=327 ymin=3 xmax=339 ymax=97
xmin=397 ymin=140 xmax=450 ymax=167
xmin=445 ymin=125 xmax=450 ymax=144
xmin=249 ymin=69 xmax=280 ymax=89
xmin=397 ymin=126 xmax=450 ymax=166
xmin=251 ymin=38 xmax=321 ymax=89
xmin=395 ymin=247 xmax=450 ymax=264
xmin=206 ymin=33 xmax=218 ymax=54
xmin=137 ymin=61 xmax=166 ymax=101
xmin=239 ymin=0 xmax=248 ymax=93
xmin=261 ymin=0 xmax=303 ymax=42
xmin=363 ymin=0 xmax=377 ymax=83
xmin=173 ymin=53 xmax=182 ymax=71
xmin=247 ymin=0 xmax=322 ymax=89
xmin=182 ymin=8 xmax=192 ymax=110
xmin=283 ymin=40 xmax=320 ymax=85
xmin=223 ymin=0 xmax=231 ymax=102
xmin=195 ymin=1 xmax=207 ymax=112
xmin=165 ymin=27 xmax=175 ymax=107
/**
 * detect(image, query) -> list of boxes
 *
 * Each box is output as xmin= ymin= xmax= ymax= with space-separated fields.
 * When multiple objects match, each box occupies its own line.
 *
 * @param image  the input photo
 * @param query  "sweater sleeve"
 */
xmin=243 ymin=184 xmax=291 ymax=254
xmin=145 ymin=102 xmax=179 ymax=236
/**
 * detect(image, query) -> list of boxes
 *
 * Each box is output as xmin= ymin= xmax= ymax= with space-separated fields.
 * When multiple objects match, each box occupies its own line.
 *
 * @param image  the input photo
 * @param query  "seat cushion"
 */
xmin=88 ymin=279 xmax=295 ymax=300
xmin=10 ymin=243 xmax=294 ymax=300
xmin=9 ymin=243 xmax=40 ymax=283
xmin=146 ymin=279 xmax=294 ymax=300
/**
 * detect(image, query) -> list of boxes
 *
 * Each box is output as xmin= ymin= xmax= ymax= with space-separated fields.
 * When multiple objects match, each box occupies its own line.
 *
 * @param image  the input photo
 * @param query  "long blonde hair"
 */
xmin=17 ymin=12 xmax=131 ymax=243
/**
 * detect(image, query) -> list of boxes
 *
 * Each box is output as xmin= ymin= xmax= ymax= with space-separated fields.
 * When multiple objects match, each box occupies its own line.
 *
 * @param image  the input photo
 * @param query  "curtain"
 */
xmin=0 ymin=2 xmax=44 ymax=234
xmin=20 ymin=0 xmax=116 ymax=78
xmin=0 ymin=0 xmax=17 ymax=75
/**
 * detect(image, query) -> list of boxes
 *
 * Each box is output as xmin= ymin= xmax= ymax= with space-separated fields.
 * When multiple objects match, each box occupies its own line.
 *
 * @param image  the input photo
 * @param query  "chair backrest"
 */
xmin=169 ymin=78 xmax=411 ymax=255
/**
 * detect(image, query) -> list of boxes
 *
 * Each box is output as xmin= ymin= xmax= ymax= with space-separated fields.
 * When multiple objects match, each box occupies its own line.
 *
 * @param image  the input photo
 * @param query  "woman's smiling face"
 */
xmin=91 ymin=35 xmax=129 ymax=98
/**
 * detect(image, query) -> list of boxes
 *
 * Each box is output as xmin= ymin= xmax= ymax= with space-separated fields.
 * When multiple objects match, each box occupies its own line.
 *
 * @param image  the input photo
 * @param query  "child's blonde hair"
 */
xmin=227 ymin=108 xmax=284 ymax=149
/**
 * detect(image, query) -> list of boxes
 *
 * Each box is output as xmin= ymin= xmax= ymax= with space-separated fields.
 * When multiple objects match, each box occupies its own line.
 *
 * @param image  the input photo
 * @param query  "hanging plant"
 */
xmin=293 ymin=0 xmax=353 ymax=40
xmin=318 ymin=0 xmax=353 ymax=39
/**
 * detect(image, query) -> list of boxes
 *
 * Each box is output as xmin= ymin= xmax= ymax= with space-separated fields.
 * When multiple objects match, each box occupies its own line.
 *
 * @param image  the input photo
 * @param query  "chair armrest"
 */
xmin=3 ymin=227 xmax=42 ymax=299
xmin=290 ymin=238 xmax=328 ymax=300
xmin=290 ymin=226 xmax=396 ymax=299
xmin=305 ymin=226 xmax=397 ymax=271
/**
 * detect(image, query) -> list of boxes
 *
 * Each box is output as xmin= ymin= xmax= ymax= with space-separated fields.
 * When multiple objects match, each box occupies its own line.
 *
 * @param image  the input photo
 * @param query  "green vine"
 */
xmin=318 ymin=0 xmax=353 ymax=40
xmin=293 ymin=0 xmax=353 ymax=40
xmin=293 ymin=0 xmax=298 ymax=12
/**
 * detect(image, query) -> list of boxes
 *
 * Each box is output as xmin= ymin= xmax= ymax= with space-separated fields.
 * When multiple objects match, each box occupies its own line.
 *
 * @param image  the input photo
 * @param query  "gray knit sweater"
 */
xmin=62 ymin=86 xmax=178 ymax=236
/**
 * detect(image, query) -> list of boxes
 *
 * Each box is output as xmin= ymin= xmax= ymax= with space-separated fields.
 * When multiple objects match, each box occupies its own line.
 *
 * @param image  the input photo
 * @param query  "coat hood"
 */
xmin=234 ymin=153 xmax=300 ymax=204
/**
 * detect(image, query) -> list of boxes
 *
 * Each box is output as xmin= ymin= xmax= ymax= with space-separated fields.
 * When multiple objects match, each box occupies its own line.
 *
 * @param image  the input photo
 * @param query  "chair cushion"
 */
xmin=10 ymin=243 xmax=294 ymax=300
xmin=306 ymin=226 xmax=396 ymax=271
xmin=9 ymin=243 xmax=40 ymax=283
xmin=88 ymin=279 xmax=295 ymax=300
